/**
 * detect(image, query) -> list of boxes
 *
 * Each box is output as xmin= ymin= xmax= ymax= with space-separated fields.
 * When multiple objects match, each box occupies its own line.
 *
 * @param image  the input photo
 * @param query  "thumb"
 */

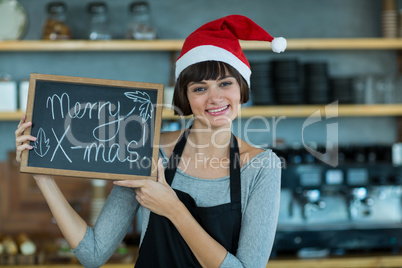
xmin=157 ymin=158 xmax=167 ymax=184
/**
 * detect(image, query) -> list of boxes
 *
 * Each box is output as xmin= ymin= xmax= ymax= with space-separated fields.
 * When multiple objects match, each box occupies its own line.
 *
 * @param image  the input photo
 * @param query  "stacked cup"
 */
xmin=382 ymin=0 xmax=398 ymax=38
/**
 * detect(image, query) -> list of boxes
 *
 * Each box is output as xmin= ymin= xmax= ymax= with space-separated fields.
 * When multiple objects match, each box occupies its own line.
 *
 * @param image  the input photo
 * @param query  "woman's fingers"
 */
xmin=15 ymin=134 xmax=36 ymax=152
xmin=17 ymin=114 xmax=26 ymax=129
xmin=157 ymin=158 xmax=167 ymax=184
xmin=113 ymin=179 xmax=148 ymax=188
xmin=15 ymin=121 xmax=32 ymax=139
xmin=16 ymin=134 xmax=36 ymax=145
xmin=16 ymin=143 xmax=33 ymax=162
xmin=15 ymin=115 xmax=28 ymax=136
xmin=15 ymin=134 xmax=36 ymax=163
xmin=16 ymin=143 xmax=33 ymax=154
xmin=15 ymin=116 xmax=36 ymax=163
xmin=15 ymin=116 xmax=35 ymax=148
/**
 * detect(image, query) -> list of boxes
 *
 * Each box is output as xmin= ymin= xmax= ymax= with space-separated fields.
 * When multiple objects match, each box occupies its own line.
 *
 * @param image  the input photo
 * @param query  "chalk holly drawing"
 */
xmin=33 ymin=128 xmax=50 ymax=157
xmin=124 ymin=91 xmax=153 ymax=123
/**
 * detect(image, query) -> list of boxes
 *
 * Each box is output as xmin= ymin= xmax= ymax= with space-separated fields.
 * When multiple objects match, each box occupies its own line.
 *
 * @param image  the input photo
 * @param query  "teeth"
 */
xmin=208 ymin=105 xmax=228 ymax=113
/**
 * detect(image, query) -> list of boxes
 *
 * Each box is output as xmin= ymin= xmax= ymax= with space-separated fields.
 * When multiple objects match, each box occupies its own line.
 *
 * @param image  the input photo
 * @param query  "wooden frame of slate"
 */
xmin=20 ymin=73 xmax=164 ymax=181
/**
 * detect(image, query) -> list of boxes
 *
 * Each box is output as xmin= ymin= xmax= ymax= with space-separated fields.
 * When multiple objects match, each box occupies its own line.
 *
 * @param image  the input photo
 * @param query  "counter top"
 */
xmin=268 ymin=254 xmax=402 ymax=267
xmin=8 ymin=254 xmax=402 ymax=268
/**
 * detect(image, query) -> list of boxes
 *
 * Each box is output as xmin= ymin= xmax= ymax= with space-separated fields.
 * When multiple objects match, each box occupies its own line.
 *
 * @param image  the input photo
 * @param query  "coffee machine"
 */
xmin=272 ymin=144 xmax=402 ymax=256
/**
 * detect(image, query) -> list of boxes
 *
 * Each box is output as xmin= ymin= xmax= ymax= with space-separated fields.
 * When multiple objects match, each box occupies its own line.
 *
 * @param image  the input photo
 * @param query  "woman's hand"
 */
xmin=113 ymin=159 xmax=181 ymax=219
xmin=15 ymin=115 xmax=36 ymax=163
xmin=15 ymin=115 xmax=53 ymax=182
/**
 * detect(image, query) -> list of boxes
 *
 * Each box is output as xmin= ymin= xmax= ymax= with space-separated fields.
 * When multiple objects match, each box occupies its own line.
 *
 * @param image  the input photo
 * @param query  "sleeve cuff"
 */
xmin=219 ymin=251 xmax=242 ymax=268
xmin=71 ymin=226 xmax=93 ymax=255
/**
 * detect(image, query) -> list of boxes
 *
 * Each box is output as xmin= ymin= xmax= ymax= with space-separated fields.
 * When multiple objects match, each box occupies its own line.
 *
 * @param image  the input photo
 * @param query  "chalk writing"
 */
xmin=50 ymin=126 xmax=72 ymax=163
xmin=40 ymin=90 xmax=154 ymax=166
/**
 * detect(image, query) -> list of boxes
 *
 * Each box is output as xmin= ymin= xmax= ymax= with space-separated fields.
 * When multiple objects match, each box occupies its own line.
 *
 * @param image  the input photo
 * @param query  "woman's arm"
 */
xmin=73 ymin=185 xmax=139 ymax=267
xmin=16 ymin=116 xmax=140 ymax=267
xmin=168 ymin=200 xmax=228 ymax=267
xmin=15 ymin=116 xmax=87 ymax=249
xmin=35 ymin=177 xmax=88 ymax=249
xmin=114 ymin=159 xmax=228 ymax=267
xmin=221 ymin=154 xmax=281 ymax=267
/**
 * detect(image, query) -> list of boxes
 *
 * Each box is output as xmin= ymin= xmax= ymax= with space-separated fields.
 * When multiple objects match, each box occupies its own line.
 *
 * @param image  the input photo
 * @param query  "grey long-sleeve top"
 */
xmin=72 ymin=148 xmax=281 ymax=268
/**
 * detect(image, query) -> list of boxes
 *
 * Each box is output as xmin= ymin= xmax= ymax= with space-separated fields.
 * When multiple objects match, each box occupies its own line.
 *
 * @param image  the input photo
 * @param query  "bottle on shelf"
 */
xmin=87 ymin=2 xmax=112 ymax=40
xmin=126 ymin=1 xmax=157 ymax=40
xmin=42 ymin=1 xmax=72 ymax=40
xmin=382 ymin=0 xmax=397 ymax=38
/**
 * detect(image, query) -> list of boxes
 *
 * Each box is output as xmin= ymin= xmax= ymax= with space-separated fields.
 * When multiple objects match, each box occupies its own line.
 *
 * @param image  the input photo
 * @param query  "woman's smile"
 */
xmin=205 ymin=104 xmax=230 ymax=116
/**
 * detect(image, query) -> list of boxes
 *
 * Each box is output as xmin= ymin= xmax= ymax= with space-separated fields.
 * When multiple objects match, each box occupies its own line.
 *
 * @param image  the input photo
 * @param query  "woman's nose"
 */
xmin=208 ymin=87 xmax=223 ymax=103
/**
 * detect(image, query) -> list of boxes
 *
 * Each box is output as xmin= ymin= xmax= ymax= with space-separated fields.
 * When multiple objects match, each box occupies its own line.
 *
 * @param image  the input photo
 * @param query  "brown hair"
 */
xmin=172 ymin=61 xmax=250 ymax=116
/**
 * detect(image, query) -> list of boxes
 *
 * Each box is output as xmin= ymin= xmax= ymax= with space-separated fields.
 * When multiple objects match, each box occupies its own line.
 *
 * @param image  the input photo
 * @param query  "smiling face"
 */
xmin=173 ymin=61 xmax=250 ymax=126
xmin=187 ymin=74 xmax=241 ymax=128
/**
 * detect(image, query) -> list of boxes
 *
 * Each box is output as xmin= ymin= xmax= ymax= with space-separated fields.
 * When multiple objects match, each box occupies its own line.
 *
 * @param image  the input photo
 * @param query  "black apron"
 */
xmin=135 ymin=127 xmax=242 ymax=268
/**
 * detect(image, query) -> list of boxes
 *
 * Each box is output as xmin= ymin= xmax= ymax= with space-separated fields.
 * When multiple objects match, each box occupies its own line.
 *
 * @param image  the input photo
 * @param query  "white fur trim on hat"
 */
xmin=176 ymin=45 xmax=251 ymax=86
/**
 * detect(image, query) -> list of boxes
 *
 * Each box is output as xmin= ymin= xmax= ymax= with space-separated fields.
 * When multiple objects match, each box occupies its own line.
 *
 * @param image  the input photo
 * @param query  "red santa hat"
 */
xmin=175 ymin=14 xmax=286 ymax=86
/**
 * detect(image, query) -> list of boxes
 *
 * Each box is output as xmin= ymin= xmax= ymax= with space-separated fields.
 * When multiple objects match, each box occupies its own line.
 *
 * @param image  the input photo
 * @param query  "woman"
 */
xmin=15 ymin=15 xmax=285 ymax=267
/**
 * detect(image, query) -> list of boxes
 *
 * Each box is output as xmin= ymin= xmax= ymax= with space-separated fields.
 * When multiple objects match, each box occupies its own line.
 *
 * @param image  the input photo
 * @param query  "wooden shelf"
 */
xmin=0 ymin=40 xmax=183 ymax=52
xmin=5 ymin=105 xmax=401 ymax=121
xmin=0 ymin=111 xmax=25 ymax=121
xmin=162 ymin=104 xmax=402 ymax=119
xmin=1 ymin=38 xmax=402 ymax=51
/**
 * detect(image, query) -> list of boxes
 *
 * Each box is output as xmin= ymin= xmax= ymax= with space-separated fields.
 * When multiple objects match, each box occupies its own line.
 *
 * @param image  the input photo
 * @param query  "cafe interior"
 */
xmin=1 ymin=0 xmax=402 ymax=267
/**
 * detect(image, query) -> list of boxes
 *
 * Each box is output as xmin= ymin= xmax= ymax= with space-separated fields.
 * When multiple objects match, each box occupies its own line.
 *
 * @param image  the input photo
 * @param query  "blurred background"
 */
xmin=1 ymin=0 xmax=402 ymax=266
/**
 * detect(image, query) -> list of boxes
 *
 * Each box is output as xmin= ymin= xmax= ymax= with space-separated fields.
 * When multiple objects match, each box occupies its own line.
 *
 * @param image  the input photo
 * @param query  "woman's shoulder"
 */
xmin=237 ymin=137 xmax=266 ymax=166
xmin=237 ymin=137 xmax=281 ymax=171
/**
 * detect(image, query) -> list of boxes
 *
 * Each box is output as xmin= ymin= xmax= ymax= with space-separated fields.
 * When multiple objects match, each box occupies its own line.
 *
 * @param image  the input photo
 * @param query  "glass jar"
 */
xmin=126 ymin=1 xmax=157 ymax=40
xmin=87 ymin=2 xmax=111 ymax=40
xmin=42 ymin=2 xmax=72 ymax=40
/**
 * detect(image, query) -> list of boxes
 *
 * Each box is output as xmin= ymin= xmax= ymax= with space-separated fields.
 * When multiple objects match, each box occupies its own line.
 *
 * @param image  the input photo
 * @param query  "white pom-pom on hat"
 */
xmin=271 ymin=37 xmax=287 ymax=53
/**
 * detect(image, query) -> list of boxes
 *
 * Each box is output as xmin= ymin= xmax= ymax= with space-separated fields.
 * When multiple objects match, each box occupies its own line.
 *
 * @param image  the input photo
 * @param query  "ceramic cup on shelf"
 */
xmin=0 ymin=75 xmax=17 ymax=112
xmin=19 ymin=80 xmax=29 ymax=111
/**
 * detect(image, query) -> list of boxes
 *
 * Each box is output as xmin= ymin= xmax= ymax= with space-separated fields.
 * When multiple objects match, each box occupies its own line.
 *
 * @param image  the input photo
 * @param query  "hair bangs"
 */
xmin=182 ymin=61 xmax=229 ymax=82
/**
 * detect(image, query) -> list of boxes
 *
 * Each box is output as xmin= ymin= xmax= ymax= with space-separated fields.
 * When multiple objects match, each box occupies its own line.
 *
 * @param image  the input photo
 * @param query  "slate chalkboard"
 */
xmin=20 ymin=74 xmax=164 ymax=180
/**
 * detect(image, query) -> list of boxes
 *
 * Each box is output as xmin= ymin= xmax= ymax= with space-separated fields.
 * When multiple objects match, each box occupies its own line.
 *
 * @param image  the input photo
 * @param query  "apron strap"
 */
xmin=164 ymin=126 xmax=241 ymax=205
xmin=230 ymin=133 xmax=241 ymax=204
xmin=165 ymin=127 xmax=191 ymax=186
